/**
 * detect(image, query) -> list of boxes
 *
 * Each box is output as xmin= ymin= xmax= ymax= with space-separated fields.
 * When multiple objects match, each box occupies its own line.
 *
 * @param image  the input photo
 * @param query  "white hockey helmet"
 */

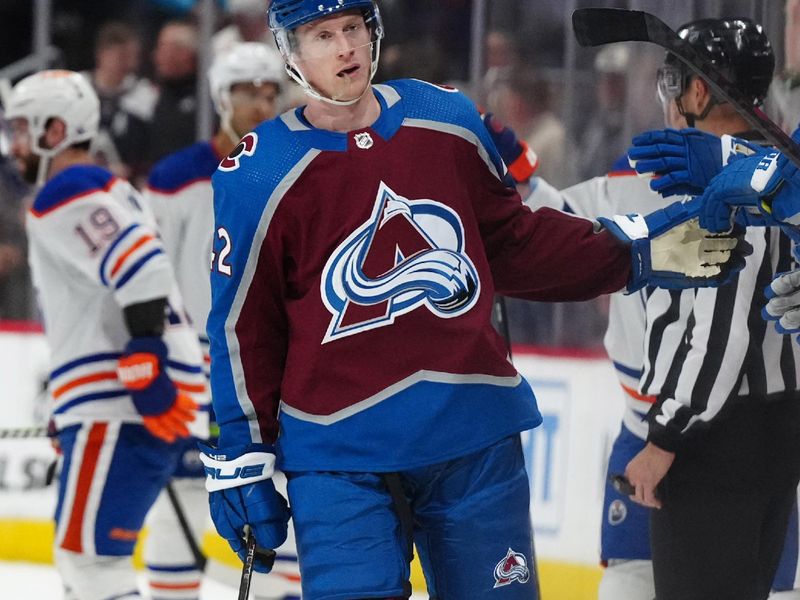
xmin=4 ymin=70 xmax=100 ymax=158
xmin=208 ymin=42 xmax=286 ymax=117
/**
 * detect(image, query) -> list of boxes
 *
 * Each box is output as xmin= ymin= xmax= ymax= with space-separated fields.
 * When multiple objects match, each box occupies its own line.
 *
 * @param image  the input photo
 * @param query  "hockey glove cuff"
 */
xmin=482 ymin=112 xmax=539 ymax=183
xmin=199 ymin=443 xmax=289 ymax=572
xmin=117 ymin=337 xmax=198 ymax=443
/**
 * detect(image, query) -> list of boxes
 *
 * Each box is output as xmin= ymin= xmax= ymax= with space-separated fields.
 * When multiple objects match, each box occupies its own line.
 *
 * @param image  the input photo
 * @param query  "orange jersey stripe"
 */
xmin=53 ymin=371 xmax=118 ymax=399
xmin=110 ymin=235 xmax=155 ymax=278
xmin=61 ymin=422 xmax=108 ymax=552
xmin=175 ymin=381 xmax=207 ymax=394
xmin=149 ymin=581 xmax=202 ymax=590
xmin=621 ymin=383 xmax=656 ymax=403
xmin=607 ymin=169 xmax=637 ymax=178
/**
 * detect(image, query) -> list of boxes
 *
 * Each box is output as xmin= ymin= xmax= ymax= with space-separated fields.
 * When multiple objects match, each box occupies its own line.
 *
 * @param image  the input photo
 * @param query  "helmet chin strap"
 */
xmin=220 ymin=109 xmax=242 ymax=146
xmin=32 ymin=137 xmax=72 ymax=187
xmin=288 ymin=39 xmax=381 ymax=107
xmin=34 ymin=154 xmax=50 ymax=188
xmin=676 ymin=85 xmax=718 ymax=128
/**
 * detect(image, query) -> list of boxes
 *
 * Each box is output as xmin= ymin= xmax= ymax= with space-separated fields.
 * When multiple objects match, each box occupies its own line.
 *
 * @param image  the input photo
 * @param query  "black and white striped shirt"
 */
xmin=640 ymin=226 xmax=800 ymax=452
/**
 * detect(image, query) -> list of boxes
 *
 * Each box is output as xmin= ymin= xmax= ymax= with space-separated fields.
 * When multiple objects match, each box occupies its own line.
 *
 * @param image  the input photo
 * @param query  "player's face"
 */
xmin=229 ymin=81 xmax=280 ymax=135
xmin=8 ymin=118 xmax=40 ymax=184
xmin=292 ymin=12 xmax=373 ymax=102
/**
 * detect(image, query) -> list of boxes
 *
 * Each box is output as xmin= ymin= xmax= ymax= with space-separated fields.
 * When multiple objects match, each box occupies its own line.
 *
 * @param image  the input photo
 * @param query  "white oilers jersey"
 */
xmin=145 ymin=141 xmax=223 ymax=373
xmin=527 ymin=166 xmax=668 ymax=439
xmin=26 ymin=164 xmax=209 ymax=435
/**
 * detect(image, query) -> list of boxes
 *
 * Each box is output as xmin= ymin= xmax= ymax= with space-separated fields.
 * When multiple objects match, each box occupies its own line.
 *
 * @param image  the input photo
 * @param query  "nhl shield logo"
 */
xmin=354 ymin=131 xmax=374 ymax=149
xmin=493 ymin=548 xmax=530 ymax=588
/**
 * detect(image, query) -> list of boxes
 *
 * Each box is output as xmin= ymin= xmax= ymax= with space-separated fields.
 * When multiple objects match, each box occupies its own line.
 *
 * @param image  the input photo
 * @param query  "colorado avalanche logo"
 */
xmin=493 ymin=548 xmax=531 ymax=588
xmin=321 ymin=182 xmax=480 ymax=343
xmin=218 ymin=132 xmax=257 ymax=172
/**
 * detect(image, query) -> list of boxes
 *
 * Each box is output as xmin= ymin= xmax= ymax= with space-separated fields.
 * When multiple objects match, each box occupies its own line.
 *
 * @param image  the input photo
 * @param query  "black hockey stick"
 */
xmin=165 ymin=482 xmax=207 ymax=572
xmin=571 ymin=8 xmax=800 ymax=168
xmin=237 ymin=526 xmax=276 ymax=600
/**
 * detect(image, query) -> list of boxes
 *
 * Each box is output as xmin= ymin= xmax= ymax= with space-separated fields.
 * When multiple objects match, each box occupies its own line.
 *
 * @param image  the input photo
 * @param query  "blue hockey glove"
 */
xmin=765 ymin=152 xmax=800 ymax=228
xmin=763 ymin=269 xmax=800 ymax=335
xmin=598 ymin=196 xmax=751 ymax=292
xmin=117 ymin=337 xmax=198 ymax=443
xmin=697 ymin=151 xmax=791 ymax=233
xmin=199 ymin=443 xmax=289 ymax=573
xmin=482 ymin=112 xmax=539 ymax=183
xmin=627 ymin=128 xmax=767 ymax=197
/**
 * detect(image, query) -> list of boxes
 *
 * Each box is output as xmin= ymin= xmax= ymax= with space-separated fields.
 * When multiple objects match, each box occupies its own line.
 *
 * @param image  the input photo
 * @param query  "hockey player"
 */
xmin=4 ymin=69 xmax=209 ymax=600
xmin=199 ymin=2 xmax=751 ymax=598
xmin=144 ymin=42 xmax=300 ymax=599
xmin=618 ymin=19 xmax=800 ymax=600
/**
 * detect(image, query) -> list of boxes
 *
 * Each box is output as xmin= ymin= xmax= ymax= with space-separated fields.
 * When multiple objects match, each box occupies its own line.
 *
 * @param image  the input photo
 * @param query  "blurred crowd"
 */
xmin=0 ymin=0 xmax=795 ymax=348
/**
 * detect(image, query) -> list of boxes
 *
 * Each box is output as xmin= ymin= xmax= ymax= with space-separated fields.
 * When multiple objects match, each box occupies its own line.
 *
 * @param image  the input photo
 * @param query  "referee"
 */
xmin=623 ymin=18 xmax=800 ymax=600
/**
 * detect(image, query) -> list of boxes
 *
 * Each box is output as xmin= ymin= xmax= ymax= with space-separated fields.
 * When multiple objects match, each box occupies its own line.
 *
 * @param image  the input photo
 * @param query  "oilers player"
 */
xmin=144 ymin=42 xmax=301 ymax=599
xmin=200 ymin=2 xmax=751 ymax=598
xmin=5 ymin=70 xmax=209 ymax=600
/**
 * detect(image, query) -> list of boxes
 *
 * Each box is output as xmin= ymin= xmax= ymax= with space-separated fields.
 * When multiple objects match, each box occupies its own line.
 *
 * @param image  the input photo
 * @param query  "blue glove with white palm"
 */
xmin=627 ymin=128 xmax=767 ymax=197
xmin=199 ymin=443 xmax=288 ymax=572
xmin=598 ymin=196 xmax=751 ymax=292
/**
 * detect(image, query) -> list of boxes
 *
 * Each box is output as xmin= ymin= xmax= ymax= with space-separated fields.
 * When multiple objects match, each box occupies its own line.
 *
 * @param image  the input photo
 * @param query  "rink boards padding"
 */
xmin=0 ymin=329 xmax=618 ymax=598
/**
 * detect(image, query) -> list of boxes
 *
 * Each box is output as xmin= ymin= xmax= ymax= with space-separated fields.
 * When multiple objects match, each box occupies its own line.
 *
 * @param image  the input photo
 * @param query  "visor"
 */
xmin=656 ymin=64 xmax=688 ymax=105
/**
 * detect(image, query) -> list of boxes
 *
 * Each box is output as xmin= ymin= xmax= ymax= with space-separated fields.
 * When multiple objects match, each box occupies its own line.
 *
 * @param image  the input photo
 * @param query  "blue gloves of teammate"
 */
xmin=763 ymin=270 xmax=800 ymax=335
xmin=481 ymin=112 xmax=539 ymax=184
xmin=598 ymin=196 xmax=751 ymax=292
xmin=117 ymin=337 xmax=198 ymax=443
xmin=696 ymin=150 xmax=800 ymax=237
xmin=199 ymin=443 xmax=289 ymax=573
xmin=695 ymin=152 xmax=781 ymax=233
xmin=628 ymin=128 xmax=767 ymax=197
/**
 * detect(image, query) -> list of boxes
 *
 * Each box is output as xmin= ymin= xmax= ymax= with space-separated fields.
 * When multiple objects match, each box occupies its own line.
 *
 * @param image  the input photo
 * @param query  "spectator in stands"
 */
xmin=492 ymin=69 xmax=569 ymax=188
xmin=483 ymin=29 xmax=520 ymax=99
xmin=575 ymin=44 xmax=631 ymax=180
xmin=147 ymin=20 xmax=199 ymax=164
xmin=0 ymin=149 xmax=33 ymax=320
xmin=86 ymin=21 xmax=158 ymax=181
xmin=212 ymin=0 xmax=272 ymax=56
xmin=769 ymin=0 xmax=800 ymax=132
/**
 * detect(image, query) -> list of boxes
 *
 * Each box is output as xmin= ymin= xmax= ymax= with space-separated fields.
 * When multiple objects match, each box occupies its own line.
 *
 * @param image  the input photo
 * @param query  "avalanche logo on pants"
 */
xmin=493 ymin=548 xmax=530 ymax=588
xmin=321 ymin=181 xmax=480 ymax=342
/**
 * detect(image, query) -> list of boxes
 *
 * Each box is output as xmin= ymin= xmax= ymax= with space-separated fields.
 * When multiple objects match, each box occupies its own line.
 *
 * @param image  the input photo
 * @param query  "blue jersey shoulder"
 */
xmin=386 ymin=78 xmax=505 ymax=177
xmin=147 ymin=141 xmax=220 ymax=193
xmin=33 ymin=164 xmax=115 ymax=216
xmin=386 ymin=78 xmax=477 ymax=123
xmin=212 ymin=117 xmax=316 ymax=212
